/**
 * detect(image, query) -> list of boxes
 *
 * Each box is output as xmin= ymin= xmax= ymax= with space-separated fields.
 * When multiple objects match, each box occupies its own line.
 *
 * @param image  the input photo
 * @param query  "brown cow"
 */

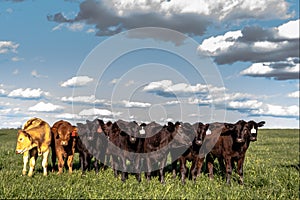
xmin=51 ymin=120 xmax=77 ymax=174
xmin=205 ymin=120 xmax=265 ymax=185
xmin=15 ymin=117 xmax=52 ymax=176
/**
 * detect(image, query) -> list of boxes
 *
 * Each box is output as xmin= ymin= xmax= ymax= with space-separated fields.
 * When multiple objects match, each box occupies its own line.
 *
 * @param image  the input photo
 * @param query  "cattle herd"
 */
xmin=15 ymin=117 xmax=265 ymax=185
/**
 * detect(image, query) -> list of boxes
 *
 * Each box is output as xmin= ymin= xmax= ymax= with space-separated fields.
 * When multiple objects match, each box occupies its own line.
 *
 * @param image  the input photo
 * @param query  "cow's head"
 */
xmin=116 ymin=120 xmax=140 ymax=143
xmin=193 ymin=122 xmax=209 ymax=146
xmin=171 ymin=122 xmax=194 ymax=148
xmin=232 ymin=120 xmax=249 ymax=143
xmin=55 ymin=123 xmax=74 ymax=146
xmin=247 ymin=120 xmax=265 ymax=141
xmin=16 ymin=130 xmax=33 ymax=154
xmin=85 ymin=119 xmax=104 ymax=141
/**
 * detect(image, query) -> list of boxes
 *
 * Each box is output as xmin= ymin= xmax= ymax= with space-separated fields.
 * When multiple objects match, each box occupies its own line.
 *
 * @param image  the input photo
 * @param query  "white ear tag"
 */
xmin=206 ymin=129 xmax=211 ymax=135
xmin=251 ymin=127 xmax=256 ymax=134
xmin=139 ymin=127 xmax=145 ymax=135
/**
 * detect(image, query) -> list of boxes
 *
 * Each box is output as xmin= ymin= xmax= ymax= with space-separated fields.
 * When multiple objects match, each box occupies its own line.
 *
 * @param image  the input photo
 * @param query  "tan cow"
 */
xmin=51 ymin=120 xmax=77 ymax=174
xmin=15 ymin=117 xmax=52 ymax=177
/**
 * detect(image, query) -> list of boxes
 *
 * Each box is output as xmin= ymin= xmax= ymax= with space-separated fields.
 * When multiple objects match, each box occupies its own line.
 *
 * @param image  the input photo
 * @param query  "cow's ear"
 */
xmin=258 ymin=121 xmax=265 ymax=127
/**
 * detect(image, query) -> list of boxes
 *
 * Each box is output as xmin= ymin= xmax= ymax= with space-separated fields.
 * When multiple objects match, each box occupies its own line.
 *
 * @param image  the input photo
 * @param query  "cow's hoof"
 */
xmin=28 ymin=173 xmax=33 ymax=177
xmin=22 ymin=170 xmax=27 ymax=176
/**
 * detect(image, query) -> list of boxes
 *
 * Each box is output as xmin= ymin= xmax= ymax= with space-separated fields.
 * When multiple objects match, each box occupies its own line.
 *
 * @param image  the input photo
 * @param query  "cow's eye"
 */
xmin=19 ymin=138 xmax=23 ymax=141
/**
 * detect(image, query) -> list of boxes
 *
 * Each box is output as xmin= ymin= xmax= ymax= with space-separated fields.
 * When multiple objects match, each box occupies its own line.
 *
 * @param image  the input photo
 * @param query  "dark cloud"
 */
xmin=47 ymin=0 xmax=211 ymax=41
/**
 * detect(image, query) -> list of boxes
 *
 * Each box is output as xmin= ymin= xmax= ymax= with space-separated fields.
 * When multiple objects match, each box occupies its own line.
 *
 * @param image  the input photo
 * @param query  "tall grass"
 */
xmin=0 ymin=128 xmax=299 ymax=199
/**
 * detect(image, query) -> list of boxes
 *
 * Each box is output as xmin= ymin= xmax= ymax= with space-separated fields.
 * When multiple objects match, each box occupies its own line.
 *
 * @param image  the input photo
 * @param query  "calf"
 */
xmin=143 ymin=121 xmax=194 ymax=184
xmin=76 ymin=119 xmax=108 ymax=174
xmin=106 ymin=120 xmax=143 ymax=182
xmin=15 ymin=117 xmax=51 ymax=177
xmin=51 ymin=120 xmax=77 ymax=174
xmin=177 ymin=122 xmax=209 ymax=184
xmin=206 ymin=120 xmax=265 ymax=184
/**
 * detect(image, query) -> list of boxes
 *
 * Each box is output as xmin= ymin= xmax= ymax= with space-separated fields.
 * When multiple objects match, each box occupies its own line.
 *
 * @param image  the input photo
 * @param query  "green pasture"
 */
xmin=0 ymin=128 xmax=299 ymax=199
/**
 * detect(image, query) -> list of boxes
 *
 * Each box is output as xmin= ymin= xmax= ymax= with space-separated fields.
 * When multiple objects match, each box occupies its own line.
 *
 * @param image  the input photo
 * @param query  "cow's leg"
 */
xmin=134 ymin=155 xmax=141 ymax=182
xmin=28 ymin=148 xmax=38 ymax=177
xmin=237 ymin=157 xmax=245 ymax=185
xmin=146 ymin=157 xmax=152 ymax=181
xmin=93 ymin=159 xmax=99 ymax=174
xmin=120 ymin=155 xmax=127 ymax=182
xmin=171 ymin=159 xmax=177 ymax=179
xmin=111 ymin=154 xmax=119 ymax=177
xmin=57 ymin=149 xmax=65 ymax=174
xmin=225 ymin=157 xmax=232 ymax=185
xmin=206 ymin=154 xmax=214 ymax=180
xmin=160 ymin=156 xmax=167 ymax=184
xmin=22 ymin=151 xmax=29 ymax=176
xmin=179 ymin=157 xmax=187 ymax=184
xmin=42 ymin=149 xmax=50 ymax=176
xmin=67 ymin=154 xmax=74 ymax=174
xmin=196 ymin=157 xmax=205 ymax=178
xmin=51 ymin=146 xmax=56 ymax=172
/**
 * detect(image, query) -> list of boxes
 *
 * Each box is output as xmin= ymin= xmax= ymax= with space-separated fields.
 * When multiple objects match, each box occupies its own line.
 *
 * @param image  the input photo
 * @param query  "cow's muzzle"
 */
xmin=61 ymin=141 xmax=68 ymax=146
xmin=195 ymin=140 xmax=202 ymax=146
xmin=250 ymin=136 xmax=257 ymax=141
xmin=236 ymin=138 xmax=245 ymax=143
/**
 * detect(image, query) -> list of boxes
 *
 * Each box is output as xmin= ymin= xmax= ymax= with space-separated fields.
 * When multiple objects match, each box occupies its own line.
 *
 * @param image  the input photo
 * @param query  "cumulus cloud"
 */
xmin=31 ymin=70 xmax=48 ymax=78
xmin=11 ymin=56 xmax=23 ymax=62
xmin=61 ymin=95 xmax=111 ymax=106
xmin=60 ymin=76 xmax=93 ymax=87
xmin=198 ymin=19 xmax=299 ymax=65
xmin=288 ymin=91 xmax=299 ymax=98
xmin=250 ymin=104 xmax=299 ymax=119
xmin=0 ymin=41 xmax=19 ymax=54
xmin=143 ymin=80 xmax=225 ymax=97
xmin=121 ymin=100 xmax=151 ymax=108
xmin=7 ymin=88 xmax=50 ymax=99
xmin=47 ymin=0 xmax=290 ymax=39
xmin=198 ymin=19 xmax=300 ymax=81
xmin=28 ymin=102 xmax=64 ymax=112
xmin=55 ymin=113 xmax=83 ymax=120
xmin=240 ymin=58 xmax=299 ymax=80
xmin=78 ymin=108 xmax=121 ymax=117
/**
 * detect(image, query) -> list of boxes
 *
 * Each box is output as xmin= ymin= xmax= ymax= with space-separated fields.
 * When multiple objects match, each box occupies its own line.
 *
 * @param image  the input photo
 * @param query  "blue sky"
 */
xmin=0 ymin=0 xmax=299 ymax=128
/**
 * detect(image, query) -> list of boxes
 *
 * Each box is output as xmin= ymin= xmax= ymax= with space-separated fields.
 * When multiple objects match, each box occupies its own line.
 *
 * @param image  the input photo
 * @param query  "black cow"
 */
xmin=176 ymin=122 xmax=209 ymax=184
xmin=142 ymin=121 xmax=194 ymax=184
xmin=105 ymin=120 xmax=143 ymax=182
xmin=205 ymin=120 xmax=265 ymax=184
xmin=76 ymin=119 xmax=108 ymax=174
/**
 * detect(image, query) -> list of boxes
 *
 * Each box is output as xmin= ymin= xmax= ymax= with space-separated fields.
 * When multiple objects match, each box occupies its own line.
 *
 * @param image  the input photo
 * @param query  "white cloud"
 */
xmin=288 ymin=91 xmax=299 ymax=98
xmin=240 ymin=59 xmax=299 ymax=80
xmin=28 ymin=102 xmax=64 ymax=112
xmin=11 ymin=56 xmax=23 ymax=62
xmin=0 ymin=108 xmax=21 ymax=115
xmin=251 ymin=104 xmax=299 ymax=118
xmin=48 ymin=0 xmax=290 ymax=38
xmin=60 ymin=76 xmax=93 ymax=87
xmin=110 ymin=78 xmax=119 ymax=85
xmin=197 ymin=19 xmax=299 ymax=67
xmin=8 ymin=88 xmax=50 ymax=99
xmin=198 ymin=30 xmax=242 ymax=55
xmin=55 ymin=113 xmax=83 ymax=120
xmin=228 ymin=100 xmax=263 ymax=110
xmin=31 ymin=70 xmax=48 ymax=78
xmin=0 ymin=41 xmax=19 ymax=54
xmin=68 ymin=22 xmax=85 ymax=31
xmin=78 ymin=108 xmax=121 ymax=117
xmin=143 ymin=80 xmax=225 ymax=97
xmin=61 ymin=95 xmax=110 ymax=105
xmin=125 ymin=80 xmax=135 ymax=87
xmin=277 ymin=19 xmax=300 ymax=39
xmin=121 ymin=100 xmax=151 ymax=108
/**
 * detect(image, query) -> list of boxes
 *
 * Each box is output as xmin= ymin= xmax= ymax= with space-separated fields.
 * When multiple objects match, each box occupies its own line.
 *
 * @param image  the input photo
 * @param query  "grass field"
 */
xmin=0 ymin=128 xmax=299 ymax=199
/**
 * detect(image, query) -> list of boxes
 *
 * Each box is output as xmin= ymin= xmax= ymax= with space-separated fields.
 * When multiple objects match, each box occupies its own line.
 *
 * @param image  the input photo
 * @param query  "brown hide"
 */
xmin=51 ymin=120 xmax=77 ymax=174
